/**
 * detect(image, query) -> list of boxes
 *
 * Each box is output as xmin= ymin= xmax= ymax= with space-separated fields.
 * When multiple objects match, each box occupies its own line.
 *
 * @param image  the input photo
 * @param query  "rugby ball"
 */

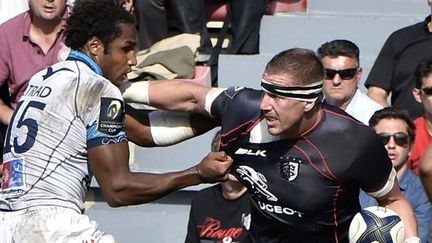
xmin=349 ymin=206 xmax=405 ymax=243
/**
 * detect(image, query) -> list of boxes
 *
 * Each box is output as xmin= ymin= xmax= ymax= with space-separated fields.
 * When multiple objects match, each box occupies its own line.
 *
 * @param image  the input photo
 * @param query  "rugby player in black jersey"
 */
xmin=122 ymin=48 xmax=419 ymax=243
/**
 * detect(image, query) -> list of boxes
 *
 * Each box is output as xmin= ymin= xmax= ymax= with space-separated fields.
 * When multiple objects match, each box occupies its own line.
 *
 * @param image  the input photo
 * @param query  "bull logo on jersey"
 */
xmin=236 ymin=165 xmax=278 ymax=202
xmin=280 ymin=157 xmax=302 ymax=182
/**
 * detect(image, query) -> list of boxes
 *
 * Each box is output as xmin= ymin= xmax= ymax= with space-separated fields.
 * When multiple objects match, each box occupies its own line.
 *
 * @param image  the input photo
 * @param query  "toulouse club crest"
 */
xmin=279 ymin=157 xmax=303 ymax=182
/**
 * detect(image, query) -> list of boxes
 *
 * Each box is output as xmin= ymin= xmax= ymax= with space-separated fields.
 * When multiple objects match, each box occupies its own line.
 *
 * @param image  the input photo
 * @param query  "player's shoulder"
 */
xmin=71 ymin=61 xmax=120 ymax=96
xmin=322 ymin=103 xmax=363 ymax=126
xmin=322 ymin=103 xmax=377 ymax=138
xmin=218 ymin=86 xmax=261 ymax=109
xmin=223 ymin=86 xmax=260 ymax=98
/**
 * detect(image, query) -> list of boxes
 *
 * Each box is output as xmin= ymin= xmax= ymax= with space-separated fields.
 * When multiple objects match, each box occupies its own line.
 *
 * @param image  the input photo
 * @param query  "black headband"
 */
xmin=261 ymin=79 xmax=323 ymax=101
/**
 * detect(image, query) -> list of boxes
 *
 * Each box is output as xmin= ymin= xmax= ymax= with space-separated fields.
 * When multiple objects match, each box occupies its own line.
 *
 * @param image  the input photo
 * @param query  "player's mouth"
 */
xmin=264 ymin=115 xmax=278 ymax=126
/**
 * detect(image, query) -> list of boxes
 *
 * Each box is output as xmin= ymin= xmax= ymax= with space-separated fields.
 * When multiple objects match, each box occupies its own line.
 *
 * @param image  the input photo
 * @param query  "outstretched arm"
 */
xmin=376 ymin=179 xmax=419 ymax=241
xmin=124 ymin=104 xmax=220 ymax=147
xmin=120 ymin=80 xmax=223 ymax=113
xmin=88 ymin=142 xmax=233 ymax=206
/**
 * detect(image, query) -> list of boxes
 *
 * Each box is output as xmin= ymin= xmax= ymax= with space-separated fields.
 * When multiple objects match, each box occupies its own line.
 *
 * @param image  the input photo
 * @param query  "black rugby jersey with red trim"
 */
xmin=209 ymin=87 xmax=393 ymax=243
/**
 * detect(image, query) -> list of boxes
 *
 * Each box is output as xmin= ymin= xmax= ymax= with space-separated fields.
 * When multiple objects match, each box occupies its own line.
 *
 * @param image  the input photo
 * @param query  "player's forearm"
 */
xmin=125 ymin=107 xmax=218 ymax=147
xmin=120 ymin=80 xmax=209 ymax=113
xmin=384 ymin=198 xmax=418 ymax=239
xmin=148 ymin=80 xmax=209 ymax=112
xmin=106 ymin=166 xmax=203 ymax=206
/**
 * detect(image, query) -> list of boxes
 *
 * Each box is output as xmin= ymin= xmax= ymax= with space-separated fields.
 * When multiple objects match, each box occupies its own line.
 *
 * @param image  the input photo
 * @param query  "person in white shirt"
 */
xmin=317 ymin=39 xmax=382 ymax=125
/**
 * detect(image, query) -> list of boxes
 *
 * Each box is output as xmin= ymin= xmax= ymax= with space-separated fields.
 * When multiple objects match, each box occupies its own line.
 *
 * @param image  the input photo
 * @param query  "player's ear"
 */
xmin=86 ymin=36 xmax=104 ymax=56
xmin=304 ymin=101 xmax=315 ymax=112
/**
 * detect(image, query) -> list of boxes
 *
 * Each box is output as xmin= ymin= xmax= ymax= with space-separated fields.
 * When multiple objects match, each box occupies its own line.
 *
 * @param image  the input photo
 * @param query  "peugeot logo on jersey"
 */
xmin=280 ymin=157 xmax=303 ymax=182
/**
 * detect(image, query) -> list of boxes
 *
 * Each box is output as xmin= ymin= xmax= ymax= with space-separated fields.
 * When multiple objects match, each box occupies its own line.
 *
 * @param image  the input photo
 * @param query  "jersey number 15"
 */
xmin=4 ymin=100 xmax=46 ymax=154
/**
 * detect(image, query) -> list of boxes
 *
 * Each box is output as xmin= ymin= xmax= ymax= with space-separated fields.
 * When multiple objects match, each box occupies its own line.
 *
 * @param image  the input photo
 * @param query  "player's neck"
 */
xmin=280 ymin=105 xmax=322 ymax=140
xmin=299 ymin=106 xmax=323 ymax=137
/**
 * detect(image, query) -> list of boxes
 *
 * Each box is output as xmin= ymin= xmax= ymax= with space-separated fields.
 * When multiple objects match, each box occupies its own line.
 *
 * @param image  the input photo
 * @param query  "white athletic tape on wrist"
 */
xmin=204 ymin=88 xmax=226 ymax=116
xmin=149 ymin=110 xmax=194 ymax=146
xmin=367 ymin=167 xmax=396 ymax=198
xmin=405 ymin=237 xmax=421 ymax=243
xmin=120 ymin=81 xmax=149 ymax=104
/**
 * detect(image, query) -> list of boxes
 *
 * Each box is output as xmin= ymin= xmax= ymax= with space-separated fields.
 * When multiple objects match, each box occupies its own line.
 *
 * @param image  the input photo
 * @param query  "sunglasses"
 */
xmin=420 ymin=86 xmax=432 ymax=95
xmin=325 ymin=68 xmax=357 ymax=80
xmin=377 ymin=132 xmax=410 ymax=146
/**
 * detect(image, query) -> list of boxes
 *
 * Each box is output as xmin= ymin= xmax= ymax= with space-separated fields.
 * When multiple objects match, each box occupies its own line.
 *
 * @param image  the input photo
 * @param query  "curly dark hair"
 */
xmin=64 ymin=0 xmax=135 ymax=54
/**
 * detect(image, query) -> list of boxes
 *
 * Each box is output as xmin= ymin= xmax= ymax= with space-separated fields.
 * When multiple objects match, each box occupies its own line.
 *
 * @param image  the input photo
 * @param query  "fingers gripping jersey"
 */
xmin=0 ymin=58 xmax=127 ymax=213
xmin=209 ymin=87 xmax=393 ymax=243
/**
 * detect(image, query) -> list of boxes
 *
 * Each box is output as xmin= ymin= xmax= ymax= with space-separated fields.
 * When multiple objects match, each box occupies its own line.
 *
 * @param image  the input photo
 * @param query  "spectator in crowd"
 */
xmin=409 ymin=56 xmax=432 ymax=175
xmin=317 ymin=39 xmax=382 ymax=124
xmin=0 ymin=0 xmax=70 ymax=148
xmin=365 ymin=0 xmax=432 ymax=119
xmin=121 ymin=48 xmax=420 ymax=242
xmin=134 ymin=0 xmax=268 ymax=54
xmin=359 ymin=107 xmax=432 ymax=243
xmin=185 ymin=130 xmax=251 ymax=243
xmin=0 ymin=1 xmax=233 ymax=242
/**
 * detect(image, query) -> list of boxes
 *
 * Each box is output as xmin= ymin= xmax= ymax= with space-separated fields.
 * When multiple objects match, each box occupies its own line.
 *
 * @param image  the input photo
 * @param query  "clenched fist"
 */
xmin=195 ymin=151 xmax=233 ymax=183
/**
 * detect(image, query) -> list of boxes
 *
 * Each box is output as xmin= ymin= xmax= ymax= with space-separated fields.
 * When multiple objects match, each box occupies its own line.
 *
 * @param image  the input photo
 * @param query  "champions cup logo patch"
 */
xmin=98 ymin=97 xmax=125 ymax=135
xmin=107 ymin=100 xmax=121 ymax=120
xmin=279 ymin=157 xmax=302 ymax=182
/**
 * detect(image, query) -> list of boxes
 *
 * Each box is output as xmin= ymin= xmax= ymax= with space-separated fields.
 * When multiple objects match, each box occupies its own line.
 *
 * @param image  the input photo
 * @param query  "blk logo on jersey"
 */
xmin=280 ymin=157 xmax=303 ymax=182
xmin=234 ymin=148 xmax=267 ymax=157
xmin=98 ymin=97 xmax=124 ymax=135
